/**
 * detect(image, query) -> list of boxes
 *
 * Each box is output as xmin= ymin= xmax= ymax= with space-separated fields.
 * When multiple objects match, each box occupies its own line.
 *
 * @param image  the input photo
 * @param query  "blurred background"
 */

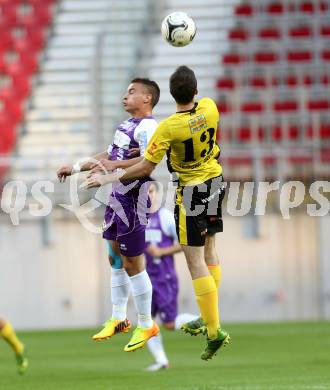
xmin=0 ymin=0 xmax=329 ymax=330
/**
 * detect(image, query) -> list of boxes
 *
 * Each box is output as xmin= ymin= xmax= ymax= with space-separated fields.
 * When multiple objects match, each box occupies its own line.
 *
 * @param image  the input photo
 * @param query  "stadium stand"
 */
xmin=0 ymin=0 xmax=56 ymax=182
xmin=217 ymin=0 xmax=330 ymax=178
xmin=4 ymin=0 xmax=151 ymax=184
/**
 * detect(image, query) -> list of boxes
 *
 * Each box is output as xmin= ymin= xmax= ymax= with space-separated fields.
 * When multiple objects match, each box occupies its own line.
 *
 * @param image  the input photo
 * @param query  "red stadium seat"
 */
xmin=272 ymin=125 xmax=299 ymax=141
xmin=258 ymin=27 xmax=281 ymax=40
xmin=217 ymin=101 xmax=231 ymax=114
xmin=235 ymin=4 xmax=253 ymax=17
xmin=321 ymin=50 xmax=330 ymax=61
xmin=254 ymin=51 xmax=278 ymax=64
xmin=289 ymin=26 xmax=312 ymax=38
xmin=306 ymin=124 xmax=330 ymax=138
xmin=287 ymin=50 xmax=312 ymax=62
xmin=238 ymin=126 xmax=264 ymax=142
xmin=320 ymin=26 xmax=330 ymax=37
xmin=273 ymin=100 xmax=299 ymax=112
xmin=249 ymin=76 xmax=267 ymax=88
xmin=222 ymin=53 xmax=246 ymax=65
xmin=229 ymin=28 xmax=249 ymax=41
xmin=285 ymin=75 xmax=298 ymax=87
xmin=241 ymin=102 xmax=264 ymax=113
xmin=217 ymin=77 xmax=235 ymax=89
xmin=267 ymin=2 xmax=284 ymax=14
xmin=307 ymin=99 xmax=330 ymax=110
xmin=0 ymin=30 xmax=13 ymax=51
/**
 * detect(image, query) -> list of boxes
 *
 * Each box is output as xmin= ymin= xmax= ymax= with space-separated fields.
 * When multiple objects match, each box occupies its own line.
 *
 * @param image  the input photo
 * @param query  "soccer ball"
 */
xmin=161 ymin=12 xmax=196 ymax=47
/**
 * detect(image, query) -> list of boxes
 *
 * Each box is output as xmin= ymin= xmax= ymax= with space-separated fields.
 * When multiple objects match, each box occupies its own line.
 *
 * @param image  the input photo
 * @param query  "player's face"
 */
xmin=148 ymin=183 xmax=158 ymax=209
xmin=122 ymin=83 xmax=151 ymax=114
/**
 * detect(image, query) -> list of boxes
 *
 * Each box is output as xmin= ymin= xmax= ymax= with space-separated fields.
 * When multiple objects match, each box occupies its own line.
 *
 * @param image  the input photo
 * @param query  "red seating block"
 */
xmin=217 ymin=77 xmax=235 ymax=89
xmin=249 ymin=76 xmax=267 ymax=88
xmin=289 ymin=26 xmax=312 ymax=38
xmin=229 ymin=28 xmax=249 ymax=41
xmin=235 ymin=4 xmax=253 ymax=16
xmin=321 ymin=50 xmax=330 ymax=61
xmin=258 ymin=27 xmax=281 ymax=39
xmin=300 ymin=1 xmax=328 ymax=13
xmin=217 ymin=101 xmax=231 ymax=114
xmin=241 ymin=102 xmax=264 ymax=113
xmin=238 ymin=127 xmax=264 ymax=142
xmin=267 ymin=2 xmax=284 ymax=14
xmin=287 ymin=50 xmax=312 ymax=62
xmin=306 ymin=124 xmax=330 ymax=138
xmin=320 ymin=26 xmax=330 ymax=36
xmin=222 ymin=53 xmax=246 ymax=65
xmin=274 ymin=100 xmax=299 ymax=112
xmin=272 ymin=126 xmax=299 ymax=141
xmin=254 ymin=51 xmax=278 ymax=63
xmin=307 ymin=99 xmax=330 ymax=110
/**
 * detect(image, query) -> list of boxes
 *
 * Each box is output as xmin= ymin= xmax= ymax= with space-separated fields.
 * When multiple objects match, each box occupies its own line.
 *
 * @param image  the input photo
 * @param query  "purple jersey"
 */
xmin=102 ymin=116 xmax=157 ymax=256
xmin=145 ymin=208 xmax=178 ymax=282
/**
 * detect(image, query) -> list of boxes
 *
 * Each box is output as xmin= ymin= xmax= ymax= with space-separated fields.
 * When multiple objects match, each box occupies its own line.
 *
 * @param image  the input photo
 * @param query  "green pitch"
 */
xmin=1 ymin=321 xmax=329 ymax=390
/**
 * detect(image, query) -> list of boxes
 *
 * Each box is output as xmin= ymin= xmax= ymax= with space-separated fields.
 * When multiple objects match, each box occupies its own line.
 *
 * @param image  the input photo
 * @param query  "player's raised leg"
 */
xmin=182 ymin=234 xmax=221 ymax=336
xmin=181 ymin=244 xmax=230 ymax=360
xmin=92 ymin=241 xmax=131 ymax=340
xmin=0 ymin=319 xmax=28 ymax=374
xmin=122 ymin=254 xmax=159 ymax=352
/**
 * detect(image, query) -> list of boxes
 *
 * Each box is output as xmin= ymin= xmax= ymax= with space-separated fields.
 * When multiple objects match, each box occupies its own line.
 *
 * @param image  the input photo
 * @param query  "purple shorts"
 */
xmin=151 ymin=278 xmax=178 ymax=324
xmin=103 ymin=185 xmax=150 ymax=257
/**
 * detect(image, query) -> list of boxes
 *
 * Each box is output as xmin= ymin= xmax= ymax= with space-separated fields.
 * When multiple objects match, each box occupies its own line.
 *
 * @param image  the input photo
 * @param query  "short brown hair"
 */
xmin=131 ymin=78 xmax=160 ymax=108
xmin=169 ymin=66 xmax=197 ymax=104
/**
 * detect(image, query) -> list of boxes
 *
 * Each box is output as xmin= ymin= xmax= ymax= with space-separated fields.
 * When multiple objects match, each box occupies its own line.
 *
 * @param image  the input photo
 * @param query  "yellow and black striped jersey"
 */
xmin=144 ymin=97 xmax=222 ymax=186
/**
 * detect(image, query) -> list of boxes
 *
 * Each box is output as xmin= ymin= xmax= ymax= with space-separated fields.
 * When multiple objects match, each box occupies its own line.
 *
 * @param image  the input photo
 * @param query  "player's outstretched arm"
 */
xmin=84 ymin=158 xmax=156 ymax=189
xmin=87 ymin=156 xmax=143 ymax=177
xmin=57 ymin=151 xmax=108 ymax=182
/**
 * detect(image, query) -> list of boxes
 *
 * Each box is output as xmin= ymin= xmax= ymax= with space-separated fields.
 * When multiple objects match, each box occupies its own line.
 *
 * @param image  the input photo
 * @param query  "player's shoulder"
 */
xmin=137 ymin=117 xmax=158 ymax=129
xmin=198 ymin=97 xmax=218 ymax=109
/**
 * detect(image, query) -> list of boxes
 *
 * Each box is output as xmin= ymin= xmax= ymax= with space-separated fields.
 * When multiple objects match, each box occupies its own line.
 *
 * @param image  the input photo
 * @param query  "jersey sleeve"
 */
xmin=144 ymin=121 xmax=171 ymax=164
xmin=159 ymin=208 xmax=178 ymax=241
xmin=134 ymin=119 xmax=158 ymax=155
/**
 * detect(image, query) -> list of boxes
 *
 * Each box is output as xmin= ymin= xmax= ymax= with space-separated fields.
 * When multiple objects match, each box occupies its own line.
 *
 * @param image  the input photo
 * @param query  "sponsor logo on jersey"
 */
xmin=147 ymin=142 xmax=157 ymax=156
xmin=188 ymin=114 xmax=207 ymax=134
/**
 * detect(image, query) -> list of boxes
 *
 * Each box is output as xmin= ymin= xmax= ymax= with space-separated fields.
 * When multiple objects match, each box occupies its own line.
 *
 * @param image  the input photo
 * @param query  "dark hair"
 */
xmin=131 ymin=78 xmax=160 ymax=108
xmin=169 ymin=65 xmax=197 ymax=104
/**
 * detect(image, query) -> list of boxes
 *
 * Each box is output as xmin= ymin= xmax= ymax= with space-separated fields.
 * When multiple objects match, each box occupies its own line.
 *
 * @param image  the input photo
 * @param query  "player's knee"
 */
xmin=106 ymin=242 xmax=123 ymax=269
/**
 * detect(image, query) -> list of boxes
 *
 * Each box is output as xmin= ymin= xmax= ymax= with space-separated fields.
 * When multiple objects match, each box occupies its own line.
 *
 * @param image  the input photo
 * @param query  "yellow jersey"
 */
xmin=144 ymin=97 xmax=222 ymax=186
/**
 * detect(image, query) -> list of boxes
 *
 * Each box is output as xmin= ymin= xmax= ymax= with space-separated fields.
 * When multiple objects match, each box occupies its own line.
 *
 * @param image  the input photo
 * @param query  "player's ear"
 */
xmin=144 ymin=93 xmax=152 ymax=105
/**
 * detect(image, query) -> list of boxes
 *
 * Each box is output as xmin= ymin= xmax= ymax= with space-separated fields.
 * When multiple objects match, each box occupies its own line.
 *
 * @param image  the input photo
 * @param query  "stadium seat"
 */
xmin=258 ymin=27 xmax=281 ymax=40
xmin=273 ymin=100 xmax=299 ymax=112
xmin=241 ymin=102 xmax=264 ymax=113
xmin=238 ymin=126 xmax=264 ymax=142
xmin=254 ymin=51 xmax=279 ymax=64
xmin=272 ymin=125 xmax=299 ymax=141
xmin=307 ymin=99 xmax=330 ymax=111
xmin=321 ymin=50 xmax=330 ymax=61
xmin=222 ymin=53 xmax=246 ymax=65
xmin=266 ymin=2 xmax=284 ymax=14
xmin=235 ymin=3 xmax=253 ymax=17
xmin=229 ymin=28 xmax=249 ymax=41
xmin=320 ymin=26 xmax=330 ymax=37
xmin=289 ymin=26 xmax=312 ymax=39
xmin=217 ymin=77 xmax=235 ymax=89
xmin=287 ymin=50 xmax=313 ymax=62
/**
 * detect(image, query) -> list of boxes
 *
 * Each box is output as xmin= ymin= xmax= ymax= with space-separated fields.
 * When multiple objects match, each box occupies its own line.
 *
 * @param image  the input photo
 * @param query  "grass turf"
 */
xmin=0 ymin=321 xmax=329 ymax=390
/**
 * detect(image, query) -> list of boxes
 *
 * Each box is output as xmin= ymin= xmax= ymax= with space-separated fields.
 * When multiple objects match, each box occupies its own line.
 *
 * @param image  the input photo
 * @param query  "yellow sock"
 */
xmin=0 ymin=322 xmax=23 ymax=354
xmin=193 ymin=276 xmax=219 ymax=338
xmin=207 ymin=264 xmax=222 ymax=289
